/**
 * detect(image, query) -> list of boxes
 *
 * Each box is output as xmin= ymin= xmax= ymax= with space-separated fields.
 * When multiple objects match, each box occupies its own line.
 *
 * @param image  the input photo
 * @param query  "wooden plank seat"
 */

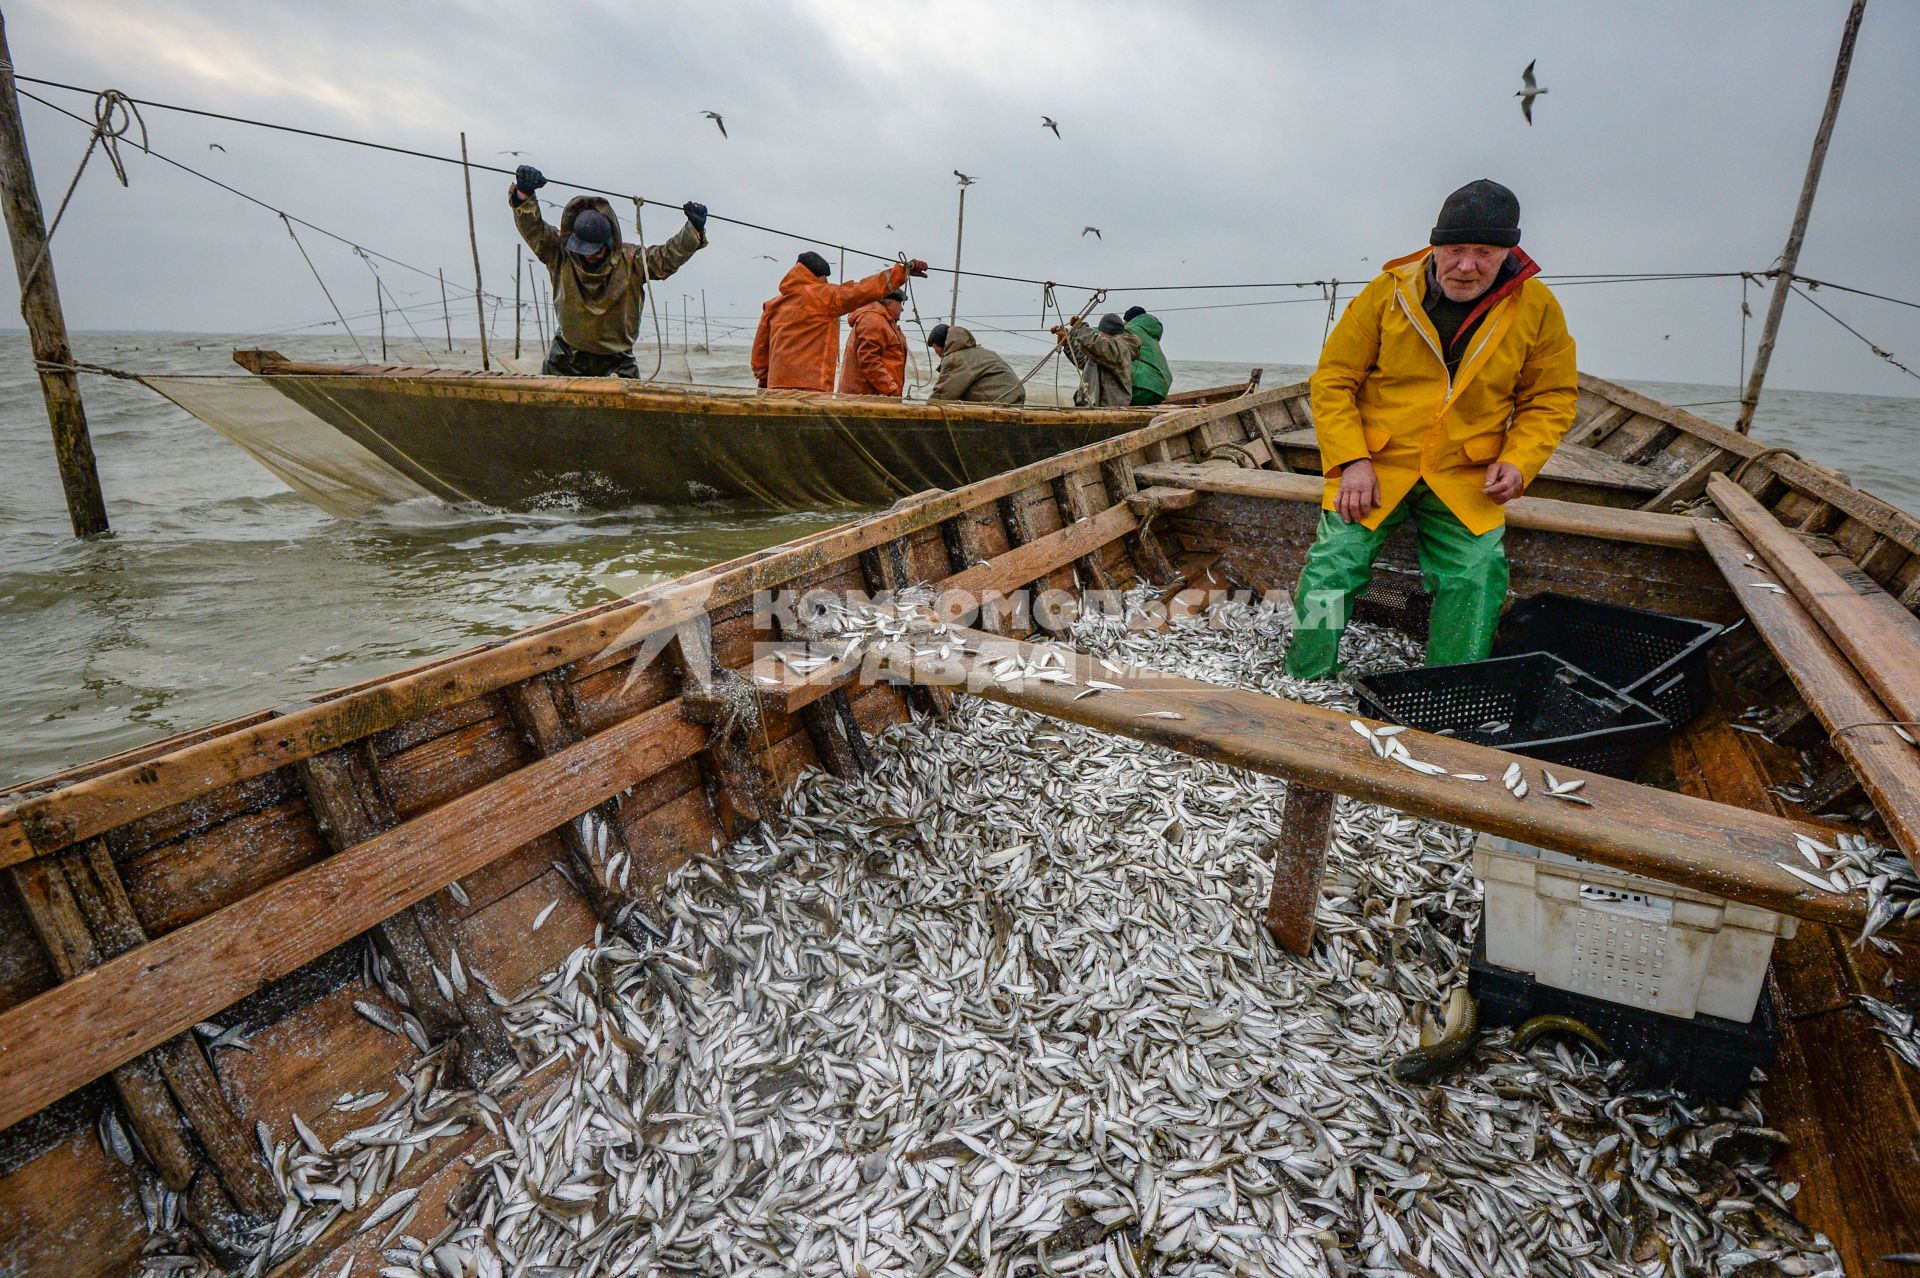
xmin=753 ymin=617 xmax=1908 ymax=955
xmin=1268 ymin=425 xmax=1668 ymax=493
xmin=1132 ymin=460 xmax=1701 ymax=548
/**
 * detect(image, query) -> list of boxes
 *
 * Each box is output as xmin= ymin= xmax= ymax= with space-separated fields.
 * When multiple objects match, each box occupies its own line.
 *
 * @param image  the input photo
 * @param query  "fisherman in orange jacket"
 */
xmin=1285 ymin=180 xmax=1577 ymax=679
xmin=836 ymin=290 xmax=909 ymax=397
xmin=752 ymin=252 xmax=928 ymax=392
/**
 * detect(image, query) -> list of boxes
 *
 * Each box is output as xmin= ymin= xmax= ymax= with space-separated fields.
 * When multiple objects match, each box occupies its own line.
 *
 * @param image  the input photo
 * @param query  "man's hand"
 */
xmin=1483 ymin=460 xmax=1524 ymax=504
xmin=904 ymin=258 xmax=929 ymax=278
xmin=1335 ymin=458 xmax=1381 ymax=524
xmin=514 ymin=165 xmax=546 ymax=196
xmin=682 ymin=201 xmax=708 ymax=232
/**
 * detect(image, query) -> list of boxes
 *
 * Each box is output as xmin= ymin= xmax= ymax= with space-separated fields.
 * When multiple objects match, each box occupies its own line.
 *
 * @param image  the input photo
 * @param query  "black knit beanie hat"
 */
xmin=927 ymin=323 xmax=951 ymax=348
xmin=797 ymin=250 xmax=832 ymax=276
xmin=1430 ymin=180 xmax=1521 ymax=248
xmin=1123 ymin=305 xmax=1146 ymax=322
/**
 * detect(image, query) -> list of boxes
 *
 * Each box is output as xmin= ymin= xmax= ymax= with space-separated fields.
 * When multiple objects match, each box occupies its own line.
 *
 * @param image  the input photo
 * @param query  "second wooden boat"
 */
xmin=136 ymin=352 xmax=1258 ymax=518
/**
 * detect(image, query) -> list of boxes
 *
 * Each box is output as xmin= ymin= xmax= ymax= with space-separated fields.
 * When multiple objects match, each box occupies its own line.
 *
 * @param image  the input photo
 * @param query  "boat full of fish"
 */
xmin=132 ymin=592 xmax=1850 ymax=1277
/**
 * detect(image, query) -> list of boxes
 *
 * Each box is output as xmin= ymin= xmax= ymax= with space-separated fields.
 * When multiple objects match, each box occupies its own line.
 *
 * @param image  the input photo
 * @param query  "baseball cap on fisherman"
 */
xmin=566 ymin=209 xmax=615 ymax=256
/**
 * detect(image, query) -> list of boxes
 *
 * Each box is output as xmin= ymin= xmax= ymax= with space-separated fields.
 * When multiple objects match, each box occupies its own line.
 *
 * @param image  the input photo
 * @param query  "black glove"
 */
xmin=514 ymin=165 xmax=547 ymax=195
xmin=682 ymin=201 xmax=708 ymax=232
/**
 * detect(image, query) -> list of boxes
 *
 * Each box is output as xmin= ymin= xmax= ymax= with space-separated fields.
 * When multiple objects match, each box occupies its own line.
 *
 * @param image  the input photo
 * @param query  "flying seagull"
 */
xmin=497 ymin=149 xmax=528 ymax=156
xmin=207 ymin=143 xmax=225 ymax=153
xmin=754 ymin=254 xmax=778 ymax=261
xmin=885 ymin=224 xmax=895 ymax=231
xmin=1516 ymin=60 xmax=1547 ymax=125
xmin=1041 ymin=116 xmax=1060 ymax=138
xmin=701 ymin=110 xmax=727 ymax=139
xmin=954 ymin=170 xmax=977 ymax=186
xmin=1082 ymin=226 xmax=1102 ymax=240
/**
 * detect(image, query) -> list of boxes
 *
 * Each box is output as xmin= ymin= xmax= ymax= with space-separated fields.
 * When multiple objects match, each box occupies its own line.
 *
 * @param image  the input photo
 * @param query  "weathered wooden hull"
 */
xmin=156 ymin=352 xmax=1171 ymax=514
xmin=5 ymin=374 xmax=1920 ymax=1276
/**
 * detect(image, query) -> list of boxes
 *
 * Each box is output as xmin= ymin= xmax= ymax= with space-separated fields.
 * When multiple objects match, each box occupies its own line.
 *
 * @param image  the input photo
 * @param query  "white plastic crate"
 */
xmin=1472 ymin=833 xmax=1796 ymax=1022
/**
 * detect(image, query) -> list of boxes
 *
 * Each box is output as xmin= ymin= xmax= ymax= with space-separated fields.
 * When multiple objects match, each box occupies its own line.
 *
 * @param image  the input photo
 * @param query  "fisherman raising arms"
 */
xmin=509 ymin=164 xmax=709 ymax=378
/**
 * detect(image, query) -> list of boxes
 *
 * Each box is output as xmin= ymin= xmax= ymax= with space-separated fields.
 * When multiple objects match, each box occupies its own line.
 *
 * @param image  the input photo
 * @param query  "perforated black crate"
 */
xmin=1492 ymin=593 xmax=1723 ymax=727
xmin=1351 ymin=652 xmax=1671 ymax=779
xmin=1469 ymin=934 xmax=1778 ymax=1107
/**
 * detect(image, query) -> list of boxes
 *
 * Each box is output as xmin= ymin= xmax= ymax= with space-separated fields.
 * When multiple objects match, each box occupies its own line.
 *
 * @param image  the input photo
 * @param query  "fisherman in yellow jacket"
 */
xmin=1285 ymin=180 xmax=1577 ymax=678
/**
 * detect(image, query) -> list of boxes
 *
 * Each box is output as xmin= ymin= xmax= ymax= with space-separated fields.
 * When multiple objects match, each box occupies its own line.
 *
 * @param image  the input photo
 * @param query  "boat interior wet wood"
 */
xmin=3 ymin=374 xmax=1920 ymax=1276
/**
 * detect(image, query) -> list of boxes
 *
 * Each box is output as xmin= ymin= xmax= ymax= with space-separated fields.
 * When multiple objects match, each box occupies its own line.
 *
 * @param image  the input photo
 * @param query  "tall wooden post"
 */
xmin=682 ymin=294 xmax=690 ymax=353
xmin=513 ymin=244 xmax=522 ymax=360
xmin=701 ymin=288 xmax=710 ymax=353
xmin=375 ymin=275 xmax=387 ymax=361
xmin=1736 ymin=0 xmax=1868 ymax=434
xmin=438 ymin=268 xmax=452 ymax=353
xmin=949 ymin=179 xmax=971 ymax=325
xmin=0 ymin=15 xmax=108 ymax=537
xmin=459 ymin=132 xmax=490 ymax=371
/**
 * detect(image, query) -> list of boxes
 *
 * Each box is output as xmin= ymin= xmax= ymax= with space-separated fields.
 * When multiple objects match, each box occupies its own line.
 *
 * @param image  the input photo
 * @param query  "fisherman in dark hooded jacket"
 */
xmin=927 ymin=323 xmax=1024 ymax=405
xmin=509 ymin=164 xmax=708 ymax=376
xmin=1054 ymin=313 xmax=1140 ymax=408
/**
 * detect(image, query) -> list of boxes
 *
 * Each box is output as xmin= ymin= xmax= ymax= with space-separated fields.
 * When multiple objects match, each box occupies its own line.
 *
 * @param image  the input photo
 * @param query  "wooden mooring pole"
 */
xmin=438 ymin=268 xmax=452 ymax=353
xmin=1735 ymin=0 xmax=1868 ymax=434
xmin=701 ymin=288 xmax=710 ymax=352
xmin=375 ymin=274 xmax=387 ymax=361
xmin=459 ymin=131 xmax=490 ymax=371
xmin=0 ymin=14 xmax=108 ymax=537
xmin=513 ymin=243 xmax=521 ymax=360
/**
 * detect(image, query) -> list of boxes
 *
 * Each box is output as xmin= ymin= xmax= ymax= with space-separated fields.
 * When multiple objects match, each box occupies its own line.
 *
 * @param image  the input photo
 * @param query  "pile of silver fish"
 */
xmin=141 ymin=596 xmax=1846 ymax=1277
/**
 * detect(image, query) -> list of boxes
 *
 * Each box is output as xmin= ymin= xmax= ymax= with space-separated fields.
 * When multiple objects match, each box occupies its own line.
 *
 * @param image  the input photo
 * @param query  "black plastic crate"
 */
xmin=1469 ymin=934 xmax=1777 ymax=1107
xmin=1493 ymin=593 xmax=1723 ymax=727
xmin=1351 ymin=652 xmax=1670 ymax=779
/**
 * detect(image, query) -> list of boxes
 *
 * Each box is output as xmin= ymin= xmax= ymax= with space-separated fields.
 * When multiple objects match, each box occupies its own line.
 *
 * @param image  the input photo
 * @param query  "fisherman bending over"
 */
xmin=508 ymin=165 xmax=708 ymax=378
xmin=1052 ymin=313 xmax=1139 ymax=408
xmin=753 ymin=252 xmax=929 ymax=393
xmin=1284 ymin=179 xmax=1576 ymax=679
xmin=837 ymin=290 xmax=909 ymax=397
xmin=927 ymin=323 xmax=1024 ymax=405
xmin=1123 ymin=306 xmax=1170 ymax=407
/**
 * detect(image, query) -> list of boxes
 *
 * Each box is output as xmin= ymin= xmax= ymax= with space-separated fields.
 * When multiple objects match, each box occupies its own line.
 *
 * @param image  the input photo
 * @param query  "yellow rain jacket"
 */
xmin=1309 ymin=247 xmax=1577 ymax=535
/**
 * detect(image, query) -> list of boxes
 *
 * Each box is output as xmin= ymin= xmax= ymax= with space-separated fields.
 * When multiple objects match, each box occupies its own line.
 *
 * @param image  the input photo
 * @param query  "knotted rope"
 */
xmin=21 ymin=89 xmax=146 ymax=295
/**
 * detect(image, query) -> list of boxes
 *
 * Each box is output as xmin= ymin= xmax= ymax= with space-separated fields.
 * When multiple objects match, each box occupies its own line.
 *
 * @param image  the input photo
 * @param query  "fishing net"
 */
xmin=142 ymin=374 xmax=434 ymax=518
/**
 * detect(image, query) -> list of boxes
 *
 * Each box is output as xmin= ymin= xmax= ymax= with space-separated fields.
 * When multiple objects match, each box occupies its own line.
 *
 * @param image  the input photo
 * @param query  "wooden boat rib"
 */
xmin=136 ymin=352 xmax=1255 ymax=518
xmin=4 ymin=372 xmax=1920 ymax=1275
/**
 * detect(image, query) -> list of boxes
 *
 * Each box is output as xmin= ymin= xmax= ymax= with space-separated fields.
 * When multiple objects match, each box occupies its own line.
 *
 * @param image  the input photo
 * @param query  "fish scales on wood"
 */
xmin=6 ymin=841 xmax=278 ymax=1249
xmin=1712 ymin=474 xmax=1920 ymax=731
xmin=1697 ymin=522 xmax=1920 ymax=861
xmin=500 ymin=671 xmax=634 ymax=924
xmin=296 ymin=743 xmax=516 ymax=1084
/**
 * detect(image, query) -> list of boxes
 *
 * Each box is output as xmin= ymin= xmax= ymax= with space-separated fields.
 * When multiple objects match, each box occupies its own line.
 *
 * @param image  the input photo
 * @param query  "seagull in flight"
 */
xmin=754 ymin=254 xmax=778 ymax=261
xmin=954 ymin=170 xmax=977 ymax=186
xmin=497 ymin=149 xmax=528 ymax=156
xmin=207 ymin=143 xmax=225 ymax=153
xmin=1082 ymin=226 xmax=1102 ymax=240
xmin=1516 ymin=60 xmax=1547 ymax=125
xmin=701 ymin=110 xmax=728 ymax=139
xmin=1041 ymin=116 xmax=1061 ymax=138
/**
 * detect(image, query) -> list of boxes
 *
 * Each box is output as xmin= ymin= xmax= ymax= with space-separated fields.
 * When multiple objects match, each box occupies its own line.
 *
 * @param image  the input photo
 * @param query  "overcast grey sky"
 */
xmin=6 ymin=0 xmax=1918 ymax=396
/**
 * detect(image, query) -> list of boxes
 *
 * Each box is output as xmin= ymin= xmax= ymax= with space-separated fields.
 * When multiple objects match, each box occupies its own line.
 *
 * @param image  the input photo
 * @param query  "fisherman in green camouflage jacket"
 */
xmin=509 ymin=165 xmax=708 ymax=377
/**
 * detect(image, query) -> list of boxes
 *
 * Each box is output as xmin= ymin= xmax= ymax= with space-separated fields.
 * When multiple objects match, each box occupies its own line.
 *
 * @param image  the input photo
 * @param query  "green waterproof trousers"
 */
xmin=1284 ymin=481 xmax=1507 ymax=679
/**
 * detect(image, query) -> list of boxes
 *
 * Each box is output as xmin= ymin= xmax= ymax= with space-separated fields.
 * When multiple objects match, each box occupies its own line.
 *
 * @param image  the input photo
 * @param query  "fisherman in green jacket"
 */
xmin=508 ymin=165 xmax=708 ymax=377
xmin=1123 ymin=306 xmax=1170 ymax=407
xmin=927 ymin=323 xmax=1025 ymax=405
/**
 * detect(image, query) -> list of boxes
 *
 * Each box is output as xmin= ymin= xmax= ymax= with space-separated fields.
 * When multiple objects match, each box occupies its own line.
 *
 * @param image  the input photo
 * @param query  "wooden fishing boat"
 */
xmin=4 ymin=371 xmax=1920 ymax=1276
xmin=136 ymin=352 xmax=1258 ymax=518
